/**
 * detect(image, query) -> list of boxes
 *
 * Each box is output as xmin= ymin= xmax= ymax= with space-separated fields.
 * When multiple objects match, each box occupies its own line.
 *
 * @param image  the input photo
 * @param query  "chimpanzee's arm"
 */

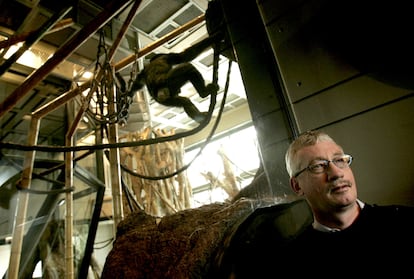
xmin=115 ymin=71 xmax=146 ymax=100
xmin=115 ymin=72 xmax=127 ymax=92
xmin=166 ymin=33 xmax=222 ymax=65
xmin=130 ymin=71 xmax=146 ymax=93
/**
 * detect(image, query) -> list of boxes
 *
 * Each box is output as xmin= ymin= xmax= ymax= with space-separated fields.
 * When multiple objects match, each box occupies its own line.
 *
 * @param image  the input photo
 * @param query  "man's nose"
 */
xmin=326 ymin=161 xmax=344 ymax=179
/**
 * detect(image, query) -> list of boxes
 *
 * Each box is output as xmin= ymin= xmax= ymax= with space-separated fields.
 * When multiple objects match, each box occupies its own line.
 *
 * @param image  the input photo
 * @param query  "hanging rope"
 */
xmin=85 ymin=30 xmax=132 ymax=125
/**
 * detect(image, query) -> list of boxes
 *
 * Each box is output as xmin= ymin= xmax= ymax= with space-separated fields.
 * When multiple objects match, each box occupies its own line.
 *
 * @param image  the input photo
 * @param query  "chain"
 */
xmin=86 ymin=30 xmax=131 ymax=125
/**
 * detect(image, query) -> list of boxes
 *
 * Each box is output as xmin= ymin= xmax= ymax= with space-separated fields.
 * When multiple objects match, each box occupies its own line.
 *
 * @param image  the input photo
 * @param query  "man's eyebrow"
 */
xmin=333 ymin=152 xmax=345 ymax=156
xmin=309 ymin=156 xmax=326 ymax=162
xmin=310 ymin=153 xmax=344 ymax=161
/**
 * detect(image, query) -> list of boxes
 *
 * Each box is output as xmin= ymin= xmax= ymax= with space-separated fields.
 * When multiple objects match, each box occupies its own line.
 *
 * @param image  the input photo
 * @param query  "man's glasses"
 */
xmin=293 ymin=154 xmax=353 ymax=178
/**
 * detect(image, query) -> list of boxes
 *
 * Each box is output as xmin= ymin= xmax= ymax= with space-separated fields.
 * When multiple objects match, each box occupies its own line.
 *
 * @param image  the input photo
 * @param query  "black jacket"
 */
xmin=220 ymin=201 xmax=414 ymax=278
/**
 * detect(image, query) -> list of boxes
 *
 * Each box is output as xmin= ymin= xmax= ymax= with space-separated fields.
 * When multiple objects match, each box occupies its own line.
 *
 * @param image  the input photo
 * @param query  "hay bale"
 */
xmin=101 ymin=199 xmax=265 ymax=279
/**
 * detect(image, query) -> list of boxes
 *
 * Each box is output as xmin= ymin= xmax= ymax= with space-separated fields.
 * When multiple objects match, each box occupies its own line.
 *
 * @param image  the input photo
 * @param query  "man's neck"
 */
xmin=313 ymin=200 xmax=364 ymax=231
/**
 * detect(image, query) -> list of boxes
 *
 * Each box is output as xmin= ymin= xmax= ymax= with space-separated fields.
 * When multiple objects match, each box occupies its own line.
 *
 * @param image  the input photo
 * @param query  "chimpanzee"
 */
xmin=116 ymin=34 xmax=221 ymax=123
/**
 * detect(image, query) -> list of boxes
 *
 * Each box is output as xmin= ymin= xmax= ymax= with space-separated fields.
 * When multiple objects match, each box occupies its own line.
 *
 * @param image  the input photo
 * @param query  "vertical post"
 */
xmin=108 ymin=82 xmax=124 ymax=228
xmin=220 ymin=0 xmax=296 ymax=197
xmin=7 ymin=117 xmax=40 ymax=279
xmin=64 ymin=135 xmax=74 ymax=279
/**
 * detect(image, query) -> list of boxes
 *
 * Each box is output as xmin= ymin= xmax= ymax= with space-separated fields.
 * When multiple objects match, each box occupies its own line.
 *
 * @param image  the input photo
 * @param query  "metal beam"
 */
xmin=0 ymin=0 xmax=134 ymax=119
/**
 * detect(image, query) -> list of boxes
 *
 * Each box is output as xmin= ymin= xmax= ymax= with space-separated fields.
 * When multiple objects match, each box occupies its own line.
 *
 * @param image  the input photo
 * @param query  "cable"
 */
xmin=94 ymin=237 xmax=114 ymax=250
xmin=0 ymin=91 xmax=214 ymax=152
xmin=17 ymin=186 xmax=75 ymax=195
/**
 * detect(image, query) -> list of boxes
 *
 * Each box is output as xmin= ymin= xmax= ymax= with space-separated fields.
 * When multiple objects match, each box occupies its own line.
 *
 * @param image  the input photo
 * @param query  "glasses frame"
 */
xmin=293 ymin=154 xmax=353 ymax=178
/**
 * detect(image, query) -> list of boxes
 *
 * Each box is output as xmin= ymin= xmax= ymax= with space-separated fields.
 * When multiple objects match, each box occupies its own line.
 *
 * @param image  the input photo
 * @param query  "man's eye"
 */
xmin=333 ymin=158 xmax=348 ymax=166
xmin=309 ymin=162 xmax=326 ymax=171
xmin=333 ymin=157 xmax=348 ymax=167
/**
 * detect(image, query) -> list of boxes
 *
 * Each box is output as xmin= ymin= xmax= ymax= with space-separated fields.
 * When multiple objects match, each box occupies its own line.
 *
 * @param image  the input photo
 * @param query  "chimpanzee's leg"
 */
xmin=158 ymin=96 xmax=207 ymax=123
xmin=168 ymin=63 xmax=218 ymax=98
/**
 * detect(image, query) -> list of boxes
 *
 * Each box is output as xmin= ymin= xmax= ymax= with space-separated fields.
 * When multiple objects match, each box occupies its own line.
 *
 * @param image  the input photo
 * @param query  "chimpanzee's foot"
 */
xmin=193 ymin=112 xmax=209 ymax=123
xmin=200 ymin=83 xmax=219 ymax=98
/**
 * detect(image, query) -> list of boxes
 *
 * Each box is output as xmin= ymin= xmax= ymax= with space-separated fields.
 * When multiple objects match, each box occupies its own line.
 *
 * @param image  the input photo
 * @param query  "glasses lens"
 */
xmin=333 ymin=155 xmax=352 ymax=168
xmin=308 ymin=161 xmax=329 ymax=173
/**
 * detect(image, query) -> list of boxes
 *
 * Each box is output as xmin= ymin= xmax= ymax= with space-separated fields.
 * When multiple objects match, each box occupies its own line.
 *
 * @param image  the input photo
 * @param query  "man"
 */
xmin=284 ymin=130 xmax=414 ymax=276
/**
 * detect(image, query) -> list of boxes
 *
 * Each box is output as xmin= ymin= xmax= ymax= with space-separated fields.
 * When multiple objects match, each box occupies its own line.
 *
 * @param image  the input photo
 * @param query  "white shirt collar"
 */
xmin=312 ymin=199 xmax=365 ymax=232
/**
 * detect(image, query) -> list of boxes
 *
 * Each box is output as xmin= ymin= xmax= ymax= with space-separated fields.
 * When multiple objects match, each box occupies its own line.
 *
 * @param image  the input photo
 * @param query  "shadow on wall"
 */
xmin=310 ymin=0 xmax=414 ymax=90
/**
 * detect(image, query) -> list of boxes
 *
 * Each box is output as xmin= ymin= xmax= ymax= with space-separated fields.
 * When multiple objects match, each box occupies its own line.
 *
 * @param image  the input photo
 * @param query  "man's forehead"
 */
xmin=298 ymin=141 xmax=343 ymax=158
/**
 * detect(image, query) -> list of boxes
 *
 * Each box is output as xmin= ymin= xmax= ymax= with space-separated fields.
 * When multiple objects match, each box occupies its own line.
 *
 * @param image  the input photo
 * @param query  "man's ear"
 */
xmin=290 ymin=177 xmax=304 ymax=196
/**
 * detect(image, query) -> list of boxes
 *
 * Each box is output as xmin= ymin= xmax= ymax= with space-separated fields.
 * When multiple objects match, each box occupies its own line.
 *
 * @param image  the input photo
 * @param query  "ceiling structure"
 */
xmin=0 ymin=0 xmax=249 ymax=155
